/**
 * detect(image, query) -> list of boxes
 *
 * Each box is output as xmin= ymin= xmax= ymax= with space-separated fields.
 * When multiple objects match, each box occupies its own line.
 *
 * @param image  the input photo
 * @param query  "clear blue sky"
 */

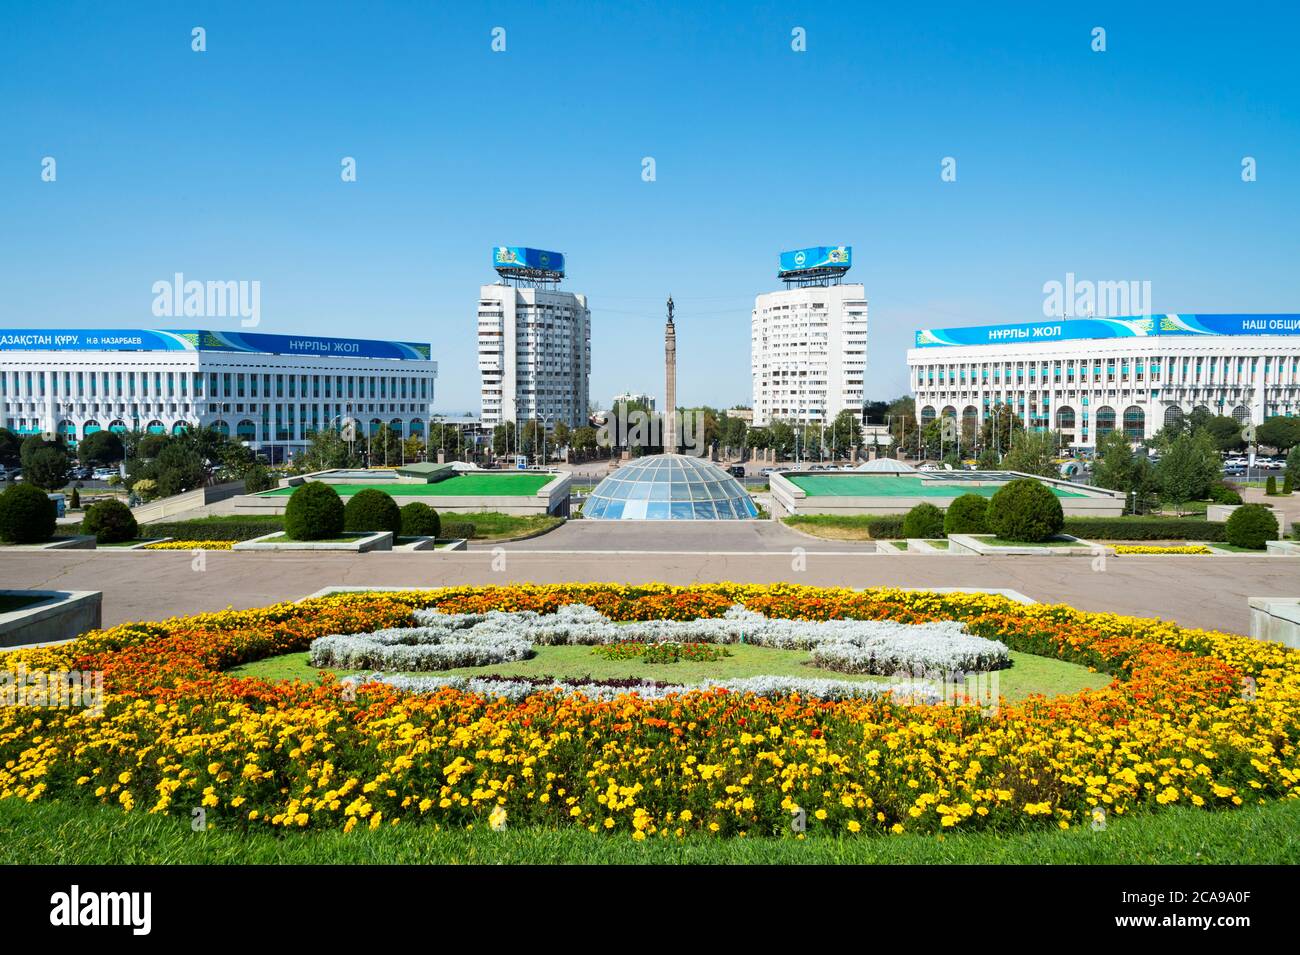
xmin=3 ymin=1 xmax=1297 ymax=412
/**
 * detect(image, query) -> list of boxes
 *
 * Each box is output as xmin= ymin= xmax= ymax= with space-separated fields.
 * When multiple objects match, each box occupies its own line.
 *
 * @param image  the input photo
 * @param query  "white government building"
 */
xmin=907 ymin=314 xmax=1300 ymax=446
xmin=751 ymin=246 xmax=868 ymax=427
xmin=0 ymin=329 xmax=437 ymax=461
xmin=478 ymin=247 xmax=591 ymax=431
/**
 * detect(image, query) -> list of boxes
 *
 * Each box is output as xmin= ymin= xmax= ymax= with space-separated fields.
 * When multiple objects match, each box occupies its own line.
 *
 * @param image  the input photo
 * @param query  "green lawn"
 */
xmin=888 ymin=540 xmax=909 ymax=550
xmin=258 ymin=474 xmax=552 ymax=497
xmin=2 ymin=796 xmax=1296 ymax=864
xmin=788 ymin=475 xmax=1084 ymax=499
xmin=1209 ymin=542 xmax=1270 ymax=553
xmin=437 ymin=511 xmax=562 ymax=540
xmin=924 ymin=539 xmax=950 ymax=550
xmin=783 ymin=515 xmax=881 ymax=540
xmin=227 ymin=645 xmax=1107 ymax=703
xmin=261 ymin=532 xmax=371 ymax=543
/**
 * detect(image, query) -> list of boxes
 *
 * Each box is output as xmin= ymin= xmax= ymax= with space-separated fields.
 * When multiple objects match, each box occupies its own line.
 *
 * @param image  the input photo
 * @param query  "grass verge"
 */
xmin=2 ymin=797 xmax=1296 ymax=864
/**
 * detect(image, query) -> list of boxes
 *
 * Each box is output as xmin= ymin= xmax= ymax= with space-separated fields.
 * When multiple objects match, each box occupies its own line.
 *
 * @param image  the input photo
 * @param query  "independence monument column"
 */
xmin=664 ymin=295 xmax=677 ymax=452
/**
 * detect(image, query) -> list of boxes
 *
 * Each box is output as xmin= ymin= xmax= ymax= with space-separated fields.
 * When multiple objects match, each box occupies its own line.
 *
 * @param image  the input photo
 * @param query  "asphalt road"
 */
xmin=2 ymin=543 xmax=1292 ymax=635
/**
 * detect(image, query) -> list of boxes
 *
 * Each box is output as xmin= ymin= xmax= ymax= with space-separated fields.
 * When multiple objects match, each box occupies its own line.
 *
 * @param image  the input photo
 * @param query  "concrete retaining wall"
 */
xmin=0 ymin=590 xmax=102 ymax=648
xmin=1249 ymin=597 xmax=1300 ymax=649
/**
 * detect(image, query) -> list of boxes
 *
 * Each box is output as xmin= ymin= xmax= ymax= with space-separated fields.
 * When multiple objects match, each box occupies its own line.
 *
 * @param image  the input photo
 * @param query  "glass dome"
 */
xmin=583 ymin=454 xmax=759 ymax=520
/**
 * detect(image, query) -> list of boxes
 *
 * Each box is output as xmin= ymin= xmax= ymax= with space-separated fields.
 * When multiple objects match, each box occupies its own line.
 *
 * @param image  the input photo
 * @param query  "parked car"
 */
xmin=726 ymin=465 xmax=746 ymax=478
xmin=760 ymin=467 xmax=775 ymax=476
xmin=92 ymin=467 xmax=118 ymax=480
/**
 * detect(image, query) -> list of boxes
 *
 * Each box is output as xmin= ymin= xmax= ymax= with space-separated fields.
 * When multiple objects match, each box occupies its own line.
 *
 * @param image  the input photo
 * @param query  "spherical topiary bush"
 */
xmin=987 ymin=478 xmax=1064 ymax=542
xmin=900 ymin=502 xmax=945 ymax=539
xmin=400 ymin=502 xmax=441 ymax=538
xmin=943 ymin=493 xmax=989 ymax=535
xmin=1209 ymin=481 xmax=1243 ymax=505
xmin=343 ymin=487 xmax=401 ymax=536
xmin=0 ymin=483 xmax=56 ymax=544
xmin=283 ymin=481 xmax=345 ymax=541
xmin=1225 ymin=503 xmax=1278 ymax=550
xmin=82 ymin=498 xmax=138 ymax=544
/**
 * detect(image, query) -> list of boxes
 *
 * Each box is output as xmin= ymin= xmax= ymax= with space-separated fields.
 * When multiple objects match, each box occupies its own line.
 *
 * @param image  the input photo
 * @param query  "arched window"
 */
xmin=369 ymin=418 xmax=383 ymax=435
xmin=146 ymin=419 xmax=166 ymax=435
xmin=109 ymin=419 xmax=127 ymax=433
xmin=1231 ymin=405 xmax=1249 ymax=423
xmin=171 ymin=421 xmax=190 ymax=435
xmin=389 ymin=418 xmax=404 ymax=437
xmin=210 ymin=420 xmax=230 ymax=437
xmin=1122 ymin=406 xmax=1144 ymax=440
xmin=236 ymin=420 xmax=257 ymax=442
xmin=82 ymin=420 xmax=101 ymax=437
xmin=1095 ymin=406 xmax=1116 ymax=437
xmin=920 ymin=406 xmax=937 ymax=424
xmin=1056 ymin=407 xmax=1076 ymax=430
xmin=408 ymin=419 xmax=425 ymax=436
xmin=940 ymin=405 xmax=957 ymax=419
xmin=1163 ymin=406 xmax=1184 ymax=428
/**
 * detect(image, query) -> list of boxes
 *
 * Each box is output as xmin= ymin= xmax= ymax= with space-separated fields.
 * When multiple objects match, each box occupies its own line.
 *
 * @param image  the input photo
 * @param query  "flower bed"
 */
xmin=591 ymin=641 xmax=732 ymax=663
xmin=1 ymin=584 xmax=1298 ymax=840
xmin=1113 ymin=545 xmax=1211 ymax=555
xmin=142 ymin=540 xmax=236 ymax=551
xmin=1112 ymin=548 xmax=1211 ymax=556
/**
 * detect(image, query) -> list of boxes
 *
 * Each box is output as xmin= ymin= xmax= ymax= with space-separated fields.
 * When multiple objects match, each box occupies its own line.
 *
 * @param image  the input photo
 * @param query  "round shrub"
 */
xmin=943 ymin=493 xmax=989 ymax=534
xmin=1208 ymin=481 xmax=1243 ymax=505
xmin=284 ymin=482 xmax=345 ymax=540
xmin=82 ymin=498 xmax=138 ymax=544
xmin=242 ymin=466 xmax=277 ymax=494
xmin=400 ymin=502 xmax=441 ymax=538
xmin=900 ymin=502 xmax=945 ymax=539
xmin=987 ymin=478 xmax=1064 ymax=542
xmin=0 ymin=483 xmax=56 ymax=544
xmin=1224 ymin=504 xmax=1278 ymax=550
xmin=343 ymin=487 xmax=401 ymax=535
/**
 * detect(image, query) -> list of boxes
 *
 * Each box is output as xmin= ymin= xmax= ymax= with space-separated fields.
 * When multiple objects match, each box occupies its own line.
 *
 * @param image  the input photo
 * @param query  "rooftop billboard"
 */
xmin=493 ymin=246 xmax=565 ymax=275
xmin=0 ymin=329 xmax=432 ymax=361
xmin=913 ymin=314 xmax=1300 ymax=348
xmin=778 ymin=246 xmax=852 ymax=274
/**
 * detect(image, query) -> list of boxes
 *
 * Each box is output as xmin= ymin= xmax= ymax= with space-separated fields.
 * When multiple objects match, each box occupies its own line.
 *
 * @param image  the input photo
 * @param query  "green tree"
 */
xmin=828 ymin=410 xmax=862 ymax=460
xmin=155 ymin=442 xmax=207 ymax=496
xmin=1156 ymin=432 xmax=1219 ymax=514
xmin=1091 ymin=429 xmax=1135 ymax=492
xmin=552 ymin=421 xmax=571 ymax=451
xmin=571 ymin=426 xmax=598 ymax=459
xmin=24 ymin=445 xmax=71 ymax=490
xmin=1202 ymin=416 xmax=1245 ymax=452
xmin=299 ymin=428 xmax=360 ymax=472
xmin=768 ymin=420 xmax=796 ymax=460
xmin=0 ymin=428 xmax=23 ymax=468
xmin=1256 ymin=416 xmax=1300 ymax=452
xmin=1286 ymin=446 xmax=1300 ymax=486
xmin=1000 ymin=429 xmax=1060 ymax=478
xmin=77 ymin=430 xmax=125 ymax=466
xmin=978 ymin=403 xmax=1023 ymax=458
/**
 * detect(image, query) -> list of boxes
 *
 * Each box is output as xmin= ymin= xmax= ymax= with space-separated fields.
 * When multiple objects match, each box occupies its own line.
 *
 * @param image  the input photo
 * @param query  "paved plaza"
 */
xmin=1 ymin=520 xmax=1292 ymax=634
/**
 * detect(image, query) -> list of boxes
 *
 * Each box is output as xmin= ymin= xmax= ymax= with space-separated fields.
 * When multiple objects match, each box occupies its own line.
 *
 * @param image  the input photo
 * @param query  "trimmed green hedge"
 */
xmin=441 ymin=520 xmax=477 ymax=540
xmin=1061 ymin=517 xmax=1227 ymax=542
xmin=143 ymin=519 xmax=285 ymax=541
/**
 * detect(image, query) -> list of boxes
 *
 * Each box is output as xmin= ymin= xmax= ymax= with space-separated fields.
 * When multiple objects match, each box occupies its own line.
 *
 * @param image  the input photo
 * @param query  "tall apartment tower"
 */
xmin=478 ymin=247 xmax=591 ymax=431
xmin=751 ymin=246 xmax=867 ymax=427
